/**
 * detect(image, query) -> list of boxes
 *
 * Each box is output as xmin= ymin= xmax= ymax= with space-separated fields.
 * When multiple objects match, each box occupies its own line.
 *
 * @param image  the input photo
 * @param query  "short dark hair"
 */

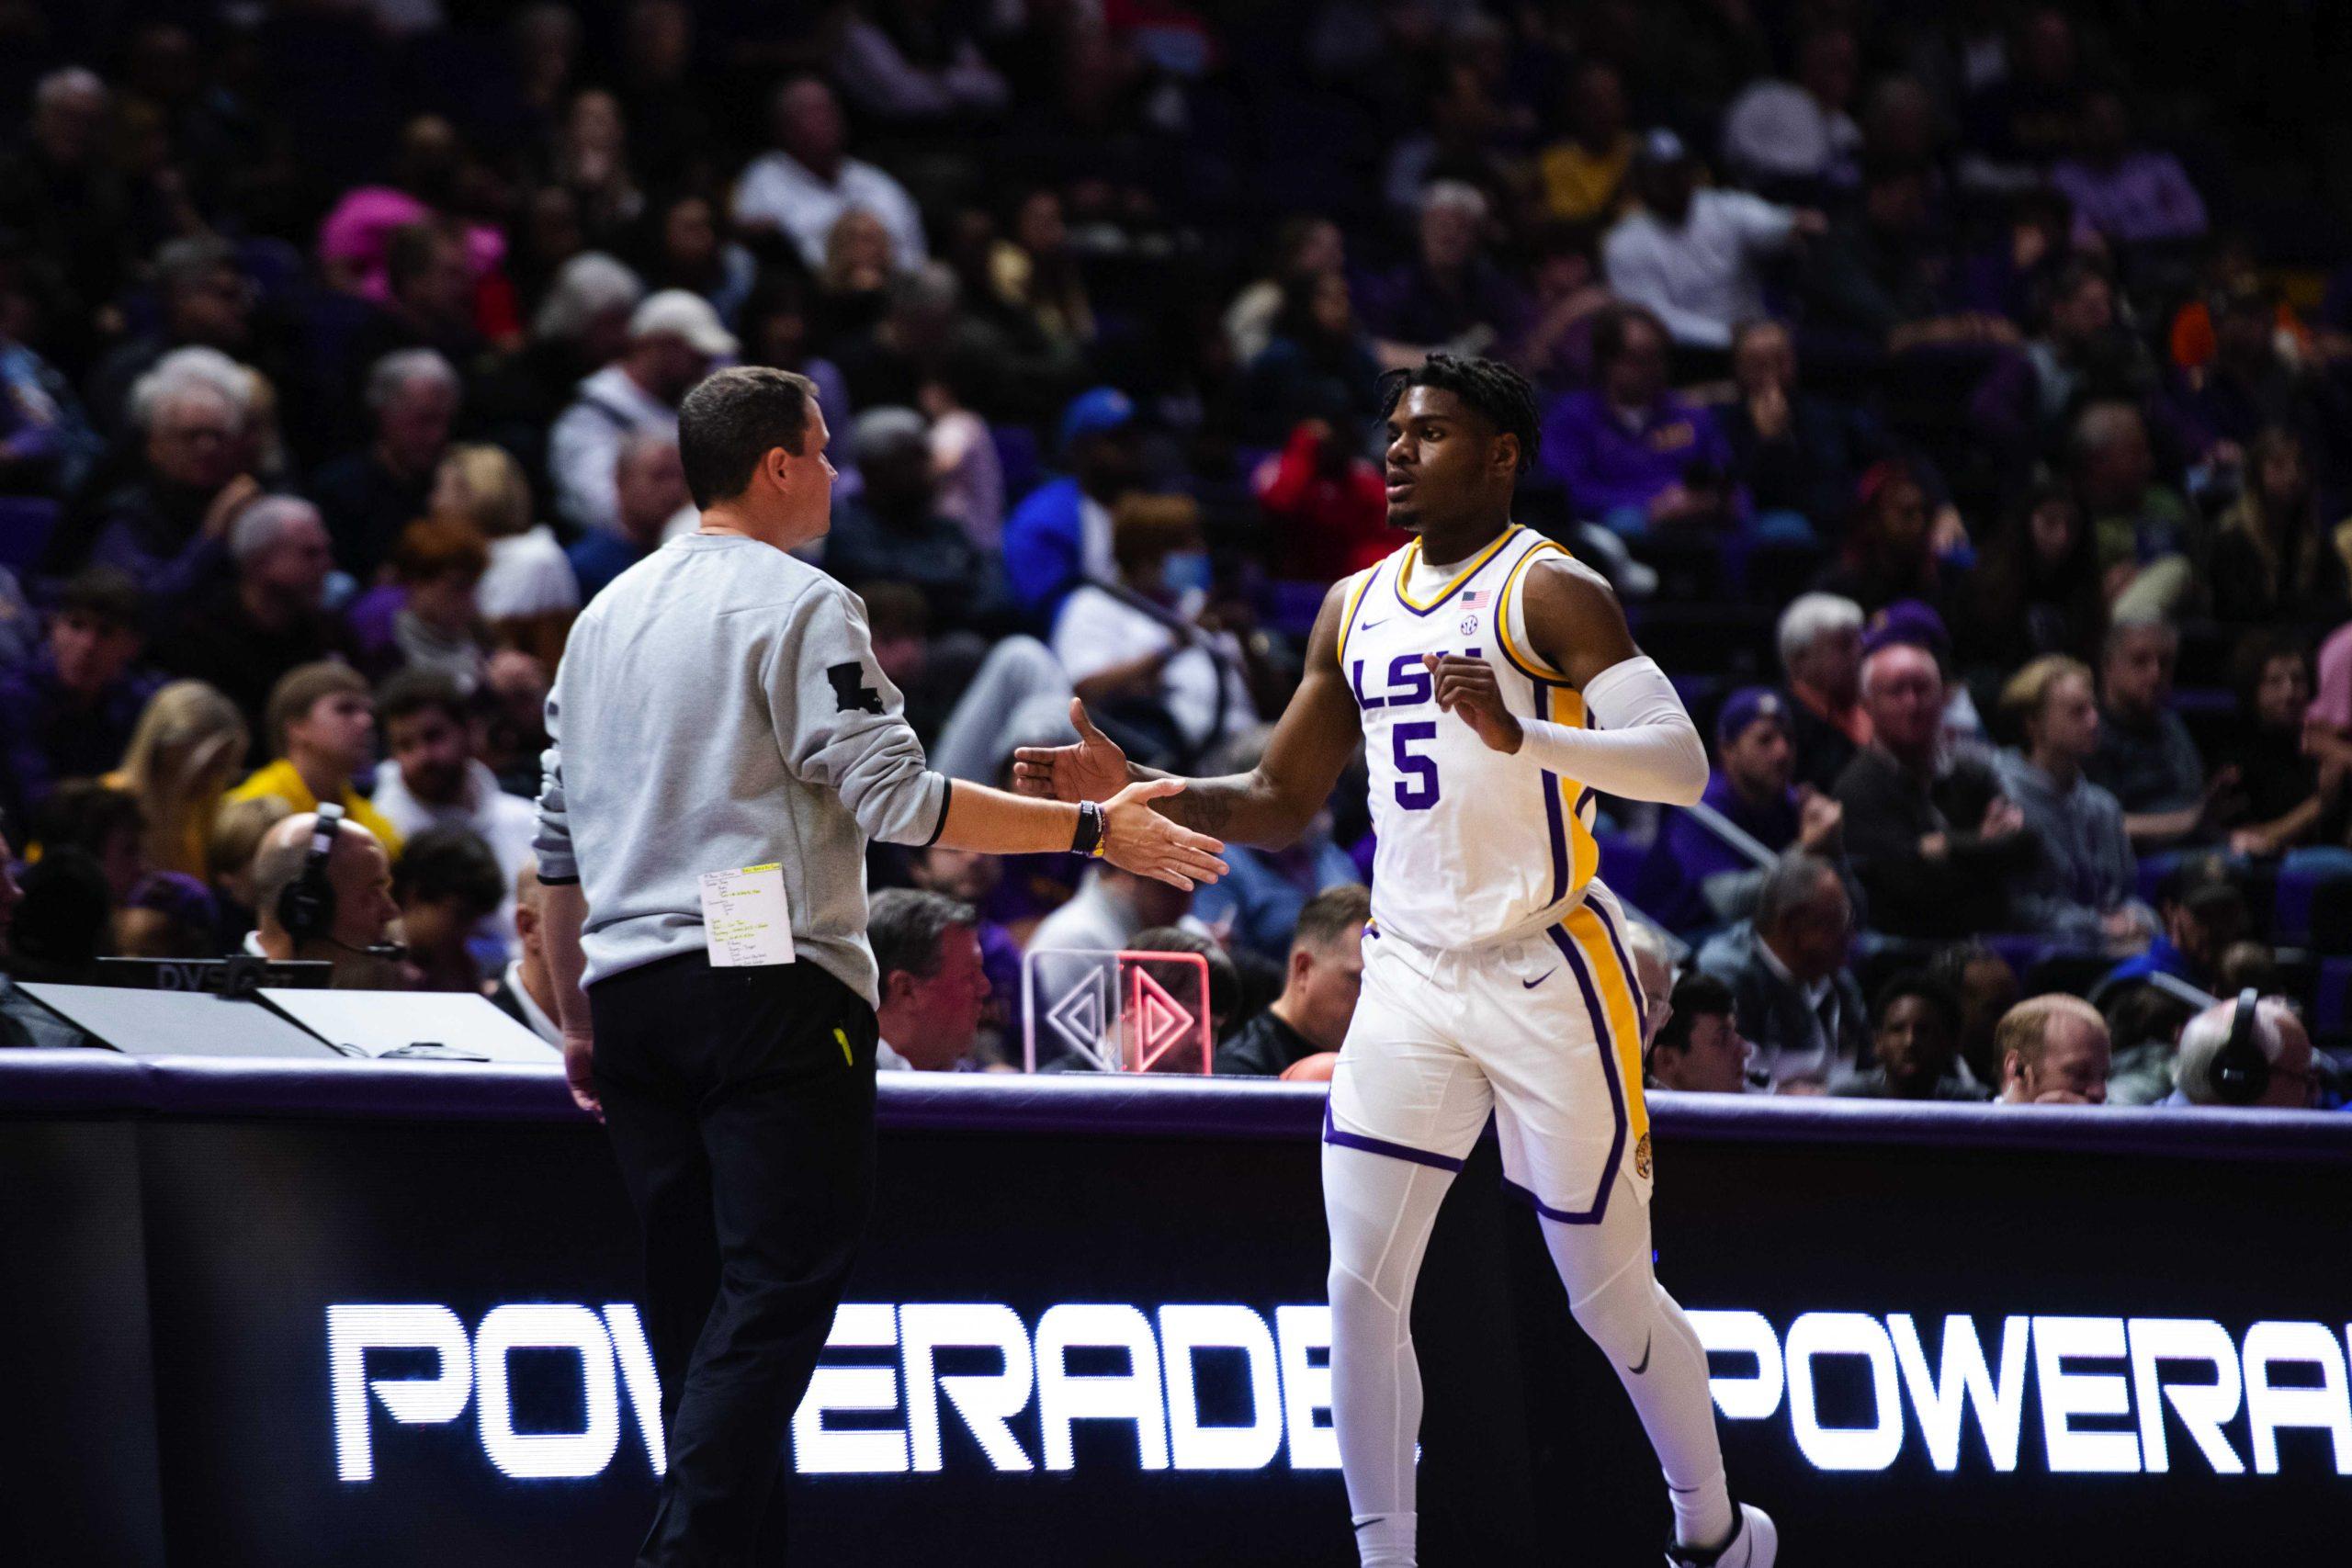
xmin=1292 ymin=883 xmax=1371 ymax=957
xmin=1130 ymin=925 xmax=1242 ymax=1032
xmin=1754 ymin=852 xmax=1841 ymax=932
xmin=55 ymin=566 xmax=141 ymax=632
xmin=677 ymin=366 xmax=820 ymax=507
xmin=1872 ymin=970 xmax=1962 ymax=1037
xmin=1376 ymin=352 xmax=1541 ymax=473
xmin=265 ymin=662 xmax=369 ymax=757
xmin=385 ymin=220 xmax=460 ymax=297
xmin=377 ymin=668 xmax=469 ymax=733
xmin=31 ymin=779 xmax=145 ymax=858
xmin=870 ymin=887 xmax=978 ymax=984
xmin=1653 ymin=972 xmax=1734 ymax=1056
xmin=390 ymin=826 xmax=505 ymax=918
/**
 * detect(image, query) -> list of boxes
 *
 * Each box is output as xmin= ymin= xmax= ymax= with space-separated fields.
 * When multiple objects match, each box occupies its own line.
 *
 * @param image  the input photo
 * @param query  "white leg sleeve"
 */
xmin=1538 ymin=1175 xmax=1734 ymax=1550
xmin=1323 ymin=1140 xmax=1458 ymax=1564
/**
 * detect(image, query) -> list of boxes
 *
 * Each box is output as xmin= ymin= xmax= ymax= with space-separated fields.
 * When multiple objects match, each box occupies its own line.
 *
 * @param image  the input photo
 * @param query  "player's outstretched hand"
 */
xmin=1012 ymin=698 xmax=1130 ymax=803
xmin=1424 ymin=653 xmax=1523 ymax=753
xmin=1101 ymin=778 xmax=1229 ymax=891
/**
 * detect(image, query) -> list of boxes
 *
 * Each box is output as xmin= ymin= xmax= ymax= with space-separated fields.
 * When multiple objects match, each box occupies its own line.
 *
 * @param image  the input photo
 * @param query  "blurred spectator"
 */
xmin=1513 ymin=223 xmax=1613 ymax=392
xmin=1622 ymin=919 xmax=1677 ymax=1053
xmin=831 ymin=0 xmax=1009 ymax=124
xmin=390 ymin=823 xmax=503 ymax=992
xmin=472 ymin=648 xmax=554 ymax=798
xmin=155 ymin=498 xmax=346 ymax=750
xmin=1603 ymin=130 xmax=1814 ymax=352
xmin=738 ymin=271 xmax=855 ymax=482
xmin=2208 ymin=426 xmax=2348 ymax=630
xmin=245 ymin=810 xmax=403 ymax=987
xmin=226 ymin=662 xmax=402 ymax=853
xmin=2101 ymin=980 xmax=2201 ymax=1107
xmin=922 ymin=345 xmax=1004 ymax=550
xmin=1964 ymin=481 xmax=2104 ymax=668
xmin=1720 ymin=321 xmax=1910 ymax=537
xmin=1694 ymin=853 xmax=1868 ymax=1093
xmin=1243 ymin=269 xmax=1385 ymax=445
xmin=1960 ymin=6 xmax=2087 ymax=190
xmin=548 ymin=288 xmax=730 ymax=535
xmin=1647 ymin=972 xmax=1752 ymax=1094
xmin=1029 ymin=861 xmax=1193 ymax=958
xmin=1538 ymin=60 xmax=1634 ymax=224
xmin=868 ymin=887 xmax=992 ymax=1072
xmin=824 ymin=406 xmax=1012 ymax=636
xmin=1252 ymin=418 xmax=1391 ymax=581
xmin=1190 ymin=728 xmax=1364 ymax=964
xmin=639 ymin=194 xmax=754 ymax=333
xmin=1636 ymin=688 xmax=1842 ymax=935
xmin=0 ymin=567 xmax=156 ymax=835
xmin=372 ymin=669 xmax=537 ymax=946
xmin=366 ymin=518 xmax=490 ymax=691
xmin=2049 ymin=90 xmax=2207 ymax=254
xmin=1123 ymin=926 xmax=1241 ymax=1068
xmin=0 ymin=70 xmax=138 ymax=358
xmin=1994 ymin=993 xmax=2110 ymax=1105
xmin=570 ymin=432 xmax=687 ymax=603
xmin=2099 ymin=857 xmax=2249 ymax=998
xmin=432 ymin=443 xmax=575 ymax=666
xmin=732 ymin=76 xmax=927 ymax=273
xmin=1837 ymin=640 xmax=2030 ymax=938
xmin=115 ymin=870 xmax=217 ymax=959
xmin=818 ymin=209 xmax=899 ymax=346
xmin=1776 ymin=592 xmax=1870 ymax=792
xmin=84 ymin=236 xmax=256 ymax=439
xmin=1720 ymin=25 xmax=1861 ymax=197
xmin=1051 ymin=494 xmax=1259 ymax=766
xmin=469 ymin=251 xmax=643 ymax=489
xmin=28 ymin=779 xmax=148 ymax=901
xmin=1361 ymin=182 xmax=1527 ymax=355
xmin=2173 ymin=284 xmax=2346 ymax=468
xmin=902 ymin=842 xmax=1025 ymax=1058
xmin=2086 ymin=617 xmax=2216 ymax=848
xmin=486 ymin=862 xmax=560 ymax=1045
xmin=1216 ymin=882 xmax=1368 ymax=1077
xmin=1815 ymin=461 xmax=1951 ymax=617
xmin=4 ymin=843 xmax=113 ymax=985
xmin=205 ymin=794 xmax=290 ymax=951
xmin=550 ymin=89 xmax=642 ymax=248
xmin=311 ymin=348 xmax=462 ymax=582
xmin=54 ymin=349 xmax=261 ymax=631
xmin=0 ymin=255 xmax=98 ymax=495
xmin=1803 ymin=159 xmax=2020 ymax=360
xmin=106 ymin=680 xmax=249 ymax=880
xmin=0 ymin=567 xmax=28 ymax=670
xmin=1836 ymin=973 xmax=1986 ymax=1100
xmin=2165 ymin=996 xmax=2316 ymax=1109
xmin=1930 ymin=941 xmax=2022 ymax=1089
xmin=339 ymin=219 xmax=492 ymax=394
xmin=1543 ymin=303 xmax=1739 ymax=535
xmin=2215 ymin=637 xmax=2351 ymax=869
xmin=989 ymin=188 xmax=1095 ymax=368
xmin=1003 ymin=387 xmax=1143 ymax=619
xmin=1993 ymin=655 xmax=2146 ymax=946
xmin=2070 ymin=400 xmax=2194 ymax=621
xmin=1227 ymin=217 xmax=1348 ymax=367
xmin=1970 ymin=264 xmax=2153 ymax=476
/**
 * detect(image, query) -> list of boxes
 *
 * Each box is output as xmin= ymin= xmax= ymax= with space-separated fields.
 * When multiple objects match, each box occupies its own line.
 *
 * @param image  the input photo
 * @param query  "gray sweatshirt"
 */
xmin=535 ymin=533 xmax=951 ymax=1004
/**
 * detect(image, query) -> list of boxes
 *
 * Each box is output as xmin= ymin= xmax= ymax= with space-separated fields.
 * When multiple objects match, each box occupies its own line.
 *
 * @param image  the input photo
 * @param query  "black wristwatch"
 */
xmin=1070 ymin=799 xmax=1107 ymax=858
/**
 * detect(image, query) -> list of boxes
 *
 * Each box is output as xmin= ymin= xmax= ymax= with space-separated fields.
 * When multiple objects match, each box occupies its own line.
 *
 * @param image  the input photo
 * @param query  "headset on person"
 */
xmin=2206 ymin=987 xmax=2268 ymax=1106
xmin=276 ymin=803 xmax=406 ymax=963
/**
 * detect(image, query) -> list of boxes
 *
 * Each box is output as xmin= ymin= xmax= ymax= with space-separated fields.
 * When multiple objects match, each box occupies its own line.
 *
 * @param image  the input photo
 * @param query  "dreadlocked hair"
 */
xmin=1374 ymin=352 xmax=1542 ymax=473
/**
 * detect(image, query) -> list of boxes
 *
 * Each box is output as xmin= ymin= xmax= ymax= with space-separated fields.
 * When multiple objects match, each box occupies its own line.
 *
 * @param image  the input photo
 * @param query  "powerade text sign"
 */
xmin=329 ymin=1302 xmax=2352 ymax=1485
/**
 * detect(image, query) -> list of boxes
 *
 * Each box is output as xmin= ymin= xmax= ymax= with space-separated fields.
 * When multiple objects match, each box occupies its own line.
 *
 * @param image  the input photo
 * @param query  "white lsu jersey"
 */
xmin=1339 ymin=524 xmax=1601 ymax=952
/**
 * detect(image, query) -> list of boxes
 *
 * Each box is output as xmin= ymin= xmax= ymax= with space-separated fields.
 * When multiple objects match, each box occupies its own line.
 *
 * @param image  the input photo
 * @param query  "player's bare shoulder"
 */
xmin=1517 ymin=546 xmax=1637 ymax=688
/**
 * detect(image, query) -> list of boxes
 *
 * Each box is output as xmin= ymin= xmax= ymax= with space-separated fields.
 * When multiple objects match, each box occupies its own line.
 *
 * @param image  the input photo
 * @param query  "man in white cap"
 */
xmin=548 ymin=289 xmax=737 ymax=535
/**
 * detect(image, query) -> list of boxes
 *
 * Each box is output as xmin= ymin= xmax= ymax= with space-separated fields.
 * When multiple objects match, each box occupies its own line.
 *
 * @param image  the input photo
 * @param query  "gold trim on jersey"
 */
xmin=1563 ymin=902 xmax=1650 ymax=1145
xmin=1496 ymin=537 xmax=1573 ymax=682
xmin=1393 ymin=525 xmax=1522 ymax=613
xmin=1333 ymin=566 xmax=1378 ymax=670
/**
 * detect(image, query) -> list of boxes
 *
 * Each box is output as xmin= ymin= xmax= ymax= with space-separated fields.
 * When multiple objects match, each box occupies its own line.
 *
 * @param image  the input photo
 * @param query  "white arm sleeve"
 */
xmin=1513 ymin=656 xmax=1708 ymax=807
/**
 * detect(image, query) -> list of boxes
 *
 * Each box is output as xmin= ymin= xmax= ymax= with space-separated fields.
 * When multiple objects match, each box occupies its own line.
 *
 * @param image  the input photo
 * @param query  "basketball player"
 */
xmin=1014 ymin=355 xmax=1773 ymax=1567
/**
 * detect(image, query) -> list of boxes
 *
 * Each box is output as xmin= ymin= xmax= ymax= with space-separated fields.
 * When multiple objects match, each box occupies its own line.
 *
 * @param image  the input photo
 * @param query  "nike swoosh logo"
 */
xmin=1359 ymin=617 xmax=1388 ymax=630
xmin=1353 ymin=1517 xmax=1384 ymax=1533
xmin=1626 ymin=1330 xmax=1651 ymax=1376
xmin=1523 ymin=969 xmax=1557 ymax=989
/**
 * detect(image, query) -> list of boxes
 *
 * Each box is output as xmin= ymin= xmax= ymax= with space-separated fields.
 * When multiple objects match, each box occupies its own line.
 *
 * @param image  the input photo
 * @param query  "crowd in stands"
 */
xmin=2 ymin=0 xmax=2349 ymax=1113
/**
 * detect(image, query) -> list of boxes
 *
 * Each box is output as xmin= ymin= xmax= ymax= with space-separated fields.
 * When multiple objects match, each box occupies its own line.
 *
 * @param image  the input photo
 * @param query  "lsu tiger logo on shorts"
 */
xmin=1634 ymin=1133 xmax=1653 ymax=1181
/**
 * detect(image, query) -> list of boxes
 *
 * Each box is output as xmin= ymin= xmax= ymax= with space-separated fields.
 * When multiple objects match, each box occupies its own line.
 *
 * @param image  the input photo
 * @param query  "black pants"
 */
xmin=591 ymin=953 xmax=879 ymax=1568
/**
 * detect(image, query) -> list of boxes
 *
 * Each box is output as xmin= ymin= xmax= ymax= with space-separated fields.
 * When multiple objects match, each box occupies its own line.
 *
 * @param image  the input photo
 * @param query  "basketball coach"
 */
xmin=533 ymin=366 xmax=1227 ymax=1565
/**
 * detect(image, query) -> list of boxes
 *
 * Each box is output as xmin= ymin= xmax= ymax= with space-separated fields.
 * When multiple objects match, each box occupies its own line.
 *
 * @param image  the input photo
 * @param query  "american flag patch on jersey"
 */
xmin=1461 ymin=590 xmax=1489 ymax=606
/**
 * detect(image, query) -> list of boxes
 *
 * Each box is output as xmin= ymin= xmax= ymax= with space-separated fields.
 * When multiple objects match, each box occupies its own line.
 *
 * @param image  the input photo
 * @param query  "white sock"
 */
xmin=1351 ymin=1511 xmax=1416 ymax=1567
xmin=1669 ymin=1471 xmax=1735 ymax=1551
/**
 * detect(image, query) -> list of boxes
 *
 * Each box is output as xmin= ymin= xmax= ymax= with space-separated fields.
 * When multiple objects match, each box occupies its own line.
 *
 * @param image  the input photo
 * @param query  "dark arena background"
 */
xmin=5 ymin=2 xmax=2352 ymax=1565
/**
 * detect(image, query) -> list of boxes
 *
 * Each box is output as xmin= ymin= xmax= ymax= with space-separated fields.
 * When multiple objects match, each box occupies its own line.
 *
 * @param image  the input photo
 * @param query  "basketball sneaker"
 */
xmin=1665 ymin=1503 xmax=1776 ymax=1568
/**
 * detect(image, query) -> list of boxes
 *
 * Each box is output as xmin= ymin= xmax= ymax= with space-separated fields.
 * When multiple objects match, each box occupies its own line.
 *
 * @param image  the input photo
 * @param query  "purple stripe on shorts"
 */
xmin=1539 ymin=923 xmax=1629 ymax=1224
xmin=1322 ymin=1098 xmax=1466 ymax=1172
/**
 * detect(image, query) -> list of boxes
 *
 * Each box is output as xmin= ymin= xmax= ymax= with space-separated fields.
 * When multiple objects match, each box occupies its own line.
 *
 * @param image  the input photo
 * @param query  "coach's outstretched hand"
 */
xmin=1424 ymin=653 xmax=1523 ymax=753
xmin=1101 ymin=778 xmax=1229 ymax=891
xmin=1012 ymin=699 xmax=1130 ymax=803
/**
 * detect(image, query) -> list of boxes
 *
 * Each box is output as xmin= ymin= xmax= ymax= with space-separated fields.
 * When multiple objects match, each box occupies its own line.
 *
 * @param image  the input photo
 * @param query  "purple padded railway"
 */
xmin=5 ymin=1048 xmax=2350 ymax=1163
